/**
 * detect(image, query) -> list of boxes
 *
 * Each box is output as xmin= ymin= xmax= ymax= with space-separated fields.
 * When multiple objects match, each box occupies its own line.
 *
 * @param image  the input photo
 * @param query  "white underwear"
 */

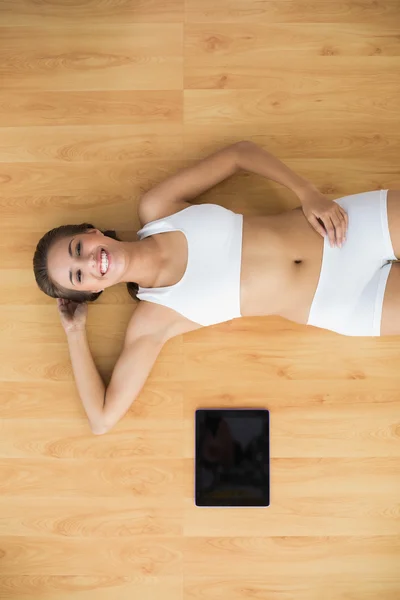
xmin=307 ymin=189 xmax=397 ymax=336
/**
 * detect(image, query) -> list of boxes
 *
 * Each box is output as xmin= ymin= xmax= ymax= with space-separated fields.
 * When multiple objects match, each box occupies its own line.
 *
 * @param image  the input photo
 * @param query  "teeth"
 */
xmin=100 ymin=250 xmax=108 ymax=275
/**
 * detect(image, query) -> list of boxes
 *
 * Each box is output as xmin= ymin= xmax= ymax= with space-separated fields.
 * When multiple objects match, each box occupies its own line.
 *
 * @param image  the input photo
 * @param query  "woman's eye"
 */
xmin=76 ymin=242 xmax=81 ymax=283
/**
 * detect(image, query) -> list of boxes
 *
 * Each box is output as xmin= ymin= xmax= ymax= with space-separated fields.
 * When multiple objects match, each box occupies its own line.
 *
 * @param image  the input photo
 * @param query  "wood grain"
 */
xmin=1 ymin=0 xmax=399 ymax=599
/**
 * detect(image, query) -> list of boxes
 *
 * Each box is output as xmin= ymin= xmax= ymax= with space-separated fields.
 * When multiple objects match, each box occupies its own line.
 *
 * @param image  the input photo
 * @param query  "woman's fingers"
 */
xmin=341 ymin=207 xmax=349 ymax=239
xmin=323 ymin=208 xmax=348 ymax=247
xmin=323 ymin=216 xmax=336 ymax=247
xmin=303 ymin=195 xmax=349 ymax=247
xmin=335 ymin=207 xmax=348 ymax=247
xmin=308 ymin=214 xmax=327 ymax=238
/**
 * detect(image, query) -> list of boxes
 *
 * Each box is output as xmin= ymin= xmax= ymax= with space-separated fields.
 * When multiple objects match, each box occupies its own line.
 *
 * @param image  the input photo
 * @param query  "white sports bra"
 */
xmin=136 ymin=203 xmax=243 ymax=326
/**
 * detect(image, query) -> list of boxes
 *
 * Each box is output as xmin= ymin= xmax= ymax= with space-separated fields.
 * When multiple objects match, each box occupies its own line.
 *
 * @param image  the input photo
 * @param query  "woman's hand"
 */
xmin=298 ymin=187 xmax=349 ymax=248
xmin=57 ymin=298 xmax=88 ymax=334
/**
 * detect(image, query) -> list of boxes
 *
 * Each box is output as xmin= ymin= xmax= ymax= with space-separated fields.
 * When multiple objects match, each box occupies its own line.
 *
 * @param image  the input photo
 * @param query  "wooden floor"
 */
xmin=1 ymin=1 xmax=400 ymax=599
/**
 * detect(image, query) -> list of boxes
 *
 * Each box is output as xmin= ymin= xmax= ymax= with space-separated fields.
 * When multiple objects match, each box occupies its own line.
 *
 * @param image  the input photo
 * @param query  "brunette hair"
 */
xmin=33 ymin=222 xmax=140 ymax=303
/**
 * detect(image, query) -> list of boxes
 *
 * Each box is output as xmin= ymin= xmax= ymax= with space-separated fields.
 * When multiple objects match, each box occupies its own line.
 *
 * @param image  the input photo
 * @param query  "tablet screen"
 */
xmin=195 ymin=409 xmax=270 ymax=507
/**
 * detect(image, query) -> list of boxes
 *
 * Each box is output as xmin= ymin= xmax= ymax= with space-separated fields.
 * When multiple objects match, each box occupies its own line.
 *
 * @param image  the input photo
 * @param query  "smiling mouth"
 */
xmin=99 ymin=248 xmax=109 ymax=276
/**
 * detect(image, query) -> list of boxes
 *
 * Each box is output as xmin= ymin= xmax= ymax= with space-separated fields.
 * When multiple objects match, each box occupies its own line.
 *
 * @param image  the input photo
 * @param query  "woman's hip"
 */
xmin=306 ymin=189 xmax=397 ymax=336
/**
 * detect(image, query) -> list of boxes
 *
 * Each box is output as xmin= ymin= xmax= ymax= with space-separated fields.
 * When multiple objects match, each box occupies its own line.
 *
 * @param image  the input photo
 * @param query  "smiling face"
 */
xmin=47 ymin=228 xmax=118 ymax=294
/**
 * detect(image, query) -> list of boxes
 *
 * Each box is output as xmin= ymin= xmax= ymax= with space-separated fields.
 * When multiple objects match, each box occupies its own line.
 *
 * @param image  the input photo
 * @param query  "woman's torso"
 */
xmin=144 ymin=204 xmax=324 ymax=326
xmin=240 ymin=206 xmax=324 ymax=324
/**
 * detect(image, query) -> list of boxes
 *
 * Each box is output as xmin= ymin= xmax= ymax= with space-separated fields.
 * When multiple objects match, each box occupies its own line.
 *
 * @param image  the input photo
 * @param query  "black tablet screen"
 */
xmin=195 ymin=409 xmax=270 ymax=507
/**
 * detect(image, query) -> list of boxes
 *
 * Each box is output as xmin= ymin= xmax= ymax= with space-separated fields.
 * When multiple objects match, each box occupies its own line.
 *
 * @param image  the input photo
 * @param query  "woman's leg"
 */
xmin=386 ymin=190 xmax=400 ymax=259
xmin=381 ymin=262 xmax=400 ymax=335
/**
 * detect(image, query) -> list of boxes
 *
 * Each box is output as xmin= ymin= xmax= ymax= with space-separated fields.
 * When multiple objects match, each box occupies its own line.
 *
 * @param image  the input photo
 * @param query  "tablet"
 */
xmin=195 ymin=409 xmax=270 ymax=507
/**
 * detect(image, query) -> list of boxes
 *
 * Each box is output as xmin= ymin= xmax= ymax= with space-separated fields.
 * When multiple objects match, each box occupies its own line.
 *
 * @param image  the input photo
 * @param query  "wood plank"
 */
xmin=1 ymin=1 xmax=400 ymax=598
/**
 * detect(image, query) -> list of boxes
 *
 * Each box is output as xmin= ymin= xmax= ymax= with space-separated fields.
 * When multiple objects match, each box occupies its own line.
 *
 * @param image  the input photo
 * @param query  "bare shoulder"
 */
xmin=125 ymin=299 xmax=204 ymax=346
xmin=138 ymin=196 xmax=192 ymax=228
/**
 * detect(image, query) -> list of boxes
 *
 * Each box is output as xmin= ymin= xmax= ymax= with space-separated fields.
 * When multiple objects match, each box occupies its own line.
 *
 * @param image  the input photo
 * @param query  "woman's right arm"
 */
xmin=60 ymin=297 xmax=203 ymax=435
xmin=66 ymin=327 xmax=166 ymax=435
xmin=58 ymin=298 xmax=169 ymax=435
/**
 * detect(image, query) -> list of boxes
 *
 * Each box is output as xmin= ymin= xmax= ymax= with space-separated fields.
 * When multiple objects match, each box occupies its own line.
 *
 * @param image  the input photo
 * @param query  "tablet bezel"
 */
xmin=195 ymin=408 xmax=270 ymax=507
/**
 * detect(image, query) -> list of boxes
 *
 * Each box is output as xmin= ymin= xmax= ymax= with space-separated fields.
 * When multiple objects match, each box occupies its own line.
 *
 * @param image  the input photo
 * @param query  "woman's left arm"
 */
xmin=236 ymin=140 xmax=348 ymax=248
xmin=236 ymin=140 xmax=315 ymax=199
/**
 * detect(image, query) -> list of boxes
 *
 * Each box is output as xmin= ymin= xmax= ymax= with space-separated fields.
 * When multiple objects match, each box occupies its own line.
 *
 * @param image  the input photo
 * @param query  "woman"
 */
xmin=33 ymin=140 xmax=400 ymax=435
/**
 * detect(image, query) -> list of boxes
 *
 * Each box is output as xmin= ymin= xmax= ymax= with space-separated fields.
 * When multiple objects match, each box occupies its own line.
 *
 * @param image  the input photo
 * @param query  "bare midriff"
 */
xmin=148 ymin=205 xmax=325 ymax=327
xmin=240 ymin=206 xmax=324 ymax=325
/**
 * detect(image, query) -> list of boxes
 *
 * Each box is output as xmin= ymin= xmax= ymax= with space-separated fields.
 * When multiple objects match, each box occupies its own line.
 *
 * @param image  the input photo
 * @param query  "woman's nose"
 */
xmin=73 ymin=252 xmax=97 ymax=275
xmin=89 ymin=252 xmax=97 ymax=274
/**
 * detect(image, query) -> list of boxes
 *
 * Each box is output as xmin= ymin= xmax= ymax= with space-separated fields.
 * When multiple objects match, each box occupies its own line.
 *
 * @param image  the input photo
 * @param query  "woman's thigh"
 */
xmin=381 ymin=262 xmax=400 ymax=336
xmin=386 ymin=190 xmax=400 ymax=259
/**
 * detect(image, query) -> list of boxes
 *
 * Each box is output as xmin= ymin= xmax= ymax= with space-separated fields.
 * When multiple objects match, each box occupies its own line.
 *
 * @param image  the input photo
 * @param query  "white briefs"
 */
xmin=307 ymin=189 xmax=397 ymax=336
